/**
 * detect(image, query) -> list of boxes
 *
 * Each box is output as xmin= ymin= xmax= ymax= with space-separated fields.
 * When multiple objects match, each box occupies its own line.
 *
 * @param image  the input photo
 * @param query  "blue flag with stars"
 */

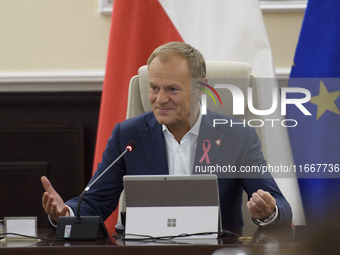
xmin=287 ymin=0 xmax=340 ymax=224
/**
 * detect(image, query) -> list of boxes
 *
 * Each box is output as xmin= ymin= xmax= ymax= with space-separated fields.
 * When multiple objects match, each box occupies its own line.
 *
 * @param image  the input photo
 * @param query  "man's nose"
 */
xmin=156 ymin=89 xmax=169 ymax=104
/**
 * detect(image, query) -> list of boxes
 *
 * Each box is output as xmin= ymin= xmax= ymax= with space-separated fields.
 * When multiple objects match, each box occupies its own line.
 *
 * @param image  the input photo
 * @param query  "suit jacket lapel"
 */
xmin=194 ymin=110 xmax=226 ymax=170
xmin=139 ymin=113 xmax=169 ymax=175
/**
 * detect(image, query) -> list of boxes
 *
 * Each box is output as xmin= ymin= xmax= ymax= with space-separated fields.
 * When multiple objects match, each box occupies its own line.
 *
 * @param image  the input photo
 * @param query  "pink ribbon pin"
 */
xmin=199 ymin=140 xmax=211 ymax=164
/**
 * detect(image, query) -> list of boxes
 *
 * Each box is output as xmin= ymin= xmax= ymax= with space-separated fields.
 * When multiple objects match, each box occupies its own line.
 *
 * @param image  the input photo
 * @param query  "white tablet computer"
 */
xmin=123 ymin=174 xmax=220 ymax=239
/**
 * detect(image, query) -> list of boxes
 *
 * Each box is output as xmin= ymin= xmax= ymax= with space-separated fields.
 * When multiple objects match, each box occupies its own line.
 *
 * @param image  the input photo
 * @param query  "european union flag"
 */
xmin=287 ymin=0 xmax=340 ymax=224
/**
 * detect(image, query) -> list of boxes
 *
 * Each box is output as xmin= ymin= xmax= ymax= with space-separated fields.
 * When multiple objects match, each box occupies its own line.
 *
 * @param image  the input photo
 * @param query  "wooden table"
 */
xmin=0 ymin=226 xmax=309 ymax=255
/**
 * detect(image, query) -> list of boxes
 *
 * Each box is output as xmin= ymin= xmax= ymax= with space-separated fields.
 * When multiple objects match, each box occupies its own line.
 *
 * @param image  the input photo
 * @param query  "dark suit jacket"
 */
xmin=67 ymin=110 xmax=292 ymax=228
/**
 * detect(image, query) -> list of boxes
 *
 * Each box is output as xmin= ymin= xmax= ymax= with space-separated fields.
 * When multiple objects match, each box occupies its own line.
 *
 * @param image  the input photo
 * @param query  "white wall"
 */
xmin=0 ymin=1 xmax=304 ymax=89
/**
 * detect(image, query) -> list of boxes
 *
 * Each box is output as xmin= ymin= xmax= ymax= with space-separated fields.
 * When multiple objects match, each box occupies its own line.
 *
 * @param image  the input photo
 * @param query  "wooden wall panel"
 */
xmin=0 ymin=162 xmax=48 ymax=228
xmin=0 ymin=92 xmax=101 ymax=228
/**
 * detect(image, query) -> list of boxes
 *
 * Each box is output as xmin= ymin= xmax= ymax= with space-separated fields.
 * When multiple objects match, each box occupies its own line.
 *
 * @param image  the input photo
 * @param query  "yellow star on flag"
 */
xmin=309 ymin=81 xmax=340 ymax=120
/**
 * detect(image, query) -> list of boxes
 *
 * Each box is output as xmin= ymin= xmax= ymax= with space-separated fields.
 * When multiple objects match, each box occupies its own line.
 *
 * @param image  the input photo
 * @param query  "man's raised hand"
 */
xmin=41 ymin=176 xmax=69 ymax=223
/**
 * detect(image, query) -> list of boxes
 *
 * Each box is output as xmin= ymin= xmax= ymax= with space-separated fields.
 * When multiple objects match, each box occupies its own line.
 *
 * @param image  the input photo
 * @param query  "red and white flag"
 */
xmin=94 ymin=0 xmax=305 ymax=232
xmin=93 ymin=0 xmax=183 ymax=234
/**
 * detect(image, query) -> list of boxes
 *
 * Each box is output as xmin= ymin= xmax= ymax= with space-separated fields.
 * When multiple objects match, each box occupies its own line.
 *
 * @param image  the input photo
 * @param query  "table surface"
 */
xmin=0 ymin=226 xmax=312 ymax=255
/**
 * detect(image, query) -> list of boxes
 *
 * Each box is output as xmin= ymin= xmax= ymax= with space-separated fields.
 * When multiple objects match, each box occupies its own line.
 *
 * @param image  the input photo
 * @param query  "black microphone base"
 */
xmin=55 ymin=216 xmax=109 ymax=240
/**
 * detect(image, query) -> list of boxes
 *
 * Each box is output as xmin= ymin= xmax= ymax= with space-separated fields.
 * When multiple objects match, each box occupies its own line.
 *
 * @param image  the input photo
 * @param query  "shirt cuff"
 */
xmin=254 ymin=205 xmax=279 ymax=226
xmin=48 ymin=205 xmax=74 ymax=228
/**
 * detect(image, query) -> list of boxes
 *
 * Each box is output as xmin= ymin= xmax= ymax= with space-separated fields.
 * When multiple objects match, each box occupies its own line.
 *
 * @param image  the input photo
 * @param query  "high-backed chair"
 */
xmin=120 ymin=61 xmax=265 ymax=226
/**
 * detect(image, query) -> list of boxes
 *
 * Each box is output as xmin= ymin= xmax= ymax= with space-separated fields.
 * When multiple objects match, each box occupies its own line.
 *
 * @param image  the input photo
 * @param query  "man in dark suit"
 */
xmin=42 ymin=42 xmax=292 ymax=229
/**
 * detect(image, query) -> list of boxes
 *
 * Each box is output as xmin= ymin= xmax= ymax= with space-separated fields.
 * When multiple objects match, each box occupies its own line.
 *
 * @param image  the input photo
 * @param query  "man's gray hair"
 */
xmin=147 ymin=42 xmax=206 ymax=78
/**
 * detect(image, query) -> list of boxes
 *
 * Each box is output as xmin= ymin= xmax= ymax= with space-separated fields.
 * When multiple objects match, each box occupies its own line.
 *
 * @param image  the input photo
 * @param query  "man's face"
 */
xmin=148 ymin=54 xmax=201 ymax=132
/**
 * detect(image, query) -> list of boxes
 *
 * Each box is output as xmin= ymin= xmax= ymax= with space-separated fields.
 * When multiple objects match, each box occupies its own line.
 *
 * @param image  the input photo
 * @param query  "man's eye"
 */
xmin=169 ymin=88 xmax=179 ymax=92
xmin=150 ymin=86 xmax=158 ymax=91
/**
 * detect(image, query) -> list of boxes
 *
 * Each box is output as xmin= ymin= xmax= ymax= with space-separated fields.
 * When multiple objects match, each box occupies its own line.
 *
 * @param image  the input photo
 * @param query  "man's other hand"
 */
xmin=41 ymin=176 xmax=69 ymax=223
xmin=247 ymin=189 xmax=276 ymax=221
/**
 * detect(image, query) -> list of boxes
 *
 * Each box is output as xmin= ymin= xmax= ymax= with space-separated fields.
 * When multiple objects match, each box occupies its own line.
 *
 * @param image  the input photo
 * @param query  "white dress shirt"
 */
xmin=162 ymin=108 xmax=202 ymax=175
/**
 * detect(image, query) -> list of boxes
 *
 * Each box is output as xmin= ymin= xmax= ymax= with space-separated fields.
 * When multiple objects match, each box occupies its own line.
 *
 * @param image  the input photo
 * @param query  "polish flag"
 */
xmin=93 ymin=0 xmax=182 ymax=234
xmin=94 ymin=0 xmax=305 ymax=233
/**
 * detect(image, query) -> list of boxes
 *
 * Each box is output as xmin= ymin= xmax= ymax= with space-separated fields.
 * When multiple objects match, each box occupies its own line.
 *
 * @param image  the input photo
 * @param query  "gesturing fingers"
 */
xmin=42 ymin=192 xmax=49 ymax=207
xmin=247 ymin=194 xmax=265 ymax=219
xmin=42 ymin=193 xmax=54 ymax=214
xmin=41 ymin=176 xmax=56 ymax=195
